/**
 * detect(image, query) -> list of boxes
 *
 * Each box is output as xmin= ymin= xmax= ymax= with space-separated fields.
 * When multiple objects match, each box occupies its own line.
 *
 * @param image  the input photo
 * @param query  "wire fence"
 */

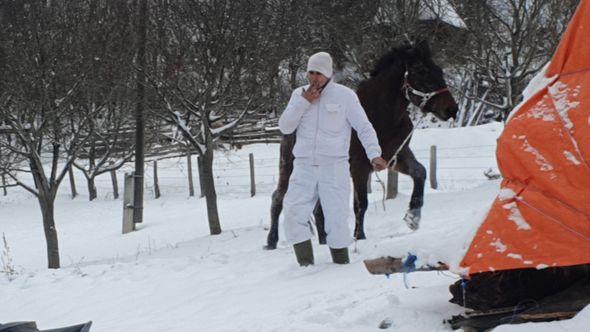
xmin=1 ymin=144 xmax=500 ymax=200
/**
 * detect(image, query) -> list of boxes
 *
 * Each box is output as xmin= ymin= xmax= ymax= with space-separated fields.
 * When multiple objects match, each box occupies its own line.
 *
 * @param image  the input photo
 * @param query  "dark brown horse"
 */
xmin=264 ymin=41 xmax=457 ymax=250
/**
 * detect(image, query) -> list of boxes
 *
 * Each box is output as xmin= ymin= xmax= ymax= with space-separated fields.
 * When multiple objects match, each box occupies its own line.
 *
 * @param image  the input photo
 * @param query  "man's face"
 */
xmin=307 ymin=71 xmax=328 ymax=89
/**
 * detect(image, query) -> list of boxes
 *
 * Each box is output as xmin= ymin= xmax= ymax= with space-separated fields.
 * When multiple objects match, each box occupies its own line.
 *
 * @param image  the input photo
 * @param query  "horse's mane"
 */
xmin=369 ymin=45 xmax=414 ymax=78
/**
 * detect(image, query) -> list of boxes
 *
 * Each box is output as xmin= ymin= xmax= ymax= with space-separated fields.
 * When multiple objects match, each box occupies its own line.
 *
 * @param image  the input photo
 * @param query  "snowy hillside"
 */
xmin=1 ymin=122 xmax=588 ymax=331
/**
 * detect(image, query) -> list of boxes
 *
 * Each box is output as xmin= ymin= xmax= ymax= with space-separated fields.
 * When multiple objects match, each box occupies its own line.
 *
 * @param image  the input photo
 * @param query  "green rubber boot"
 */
xmin=293 ymin=240 xmax=314 ymax=266
xmin=330 ymin=247 xmax=350 ymax=264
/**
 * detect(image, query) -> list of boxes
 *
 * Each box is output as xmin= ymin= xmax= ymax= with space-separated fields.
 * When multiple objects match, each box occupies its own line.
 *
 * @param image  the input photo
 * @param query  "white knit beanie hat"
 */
xmin=307 ymin=52 xmax=333 ymax=78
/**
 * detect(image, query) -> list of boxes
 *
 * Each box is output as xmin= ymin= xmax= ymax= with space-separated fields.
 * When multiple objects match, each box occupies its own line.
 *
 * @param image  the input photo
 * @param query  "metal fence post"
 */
xmin=122 ymin=172 xmax=135 ymax=234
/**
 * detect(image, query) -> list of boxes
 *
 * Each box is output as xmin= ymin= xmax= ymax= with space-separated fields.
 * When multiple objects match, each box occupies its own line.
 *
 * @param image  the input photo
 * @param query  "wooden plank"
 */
xmin=386 ymin=168 xmax=398 ymax=199
xmin=448 ymin=280 xmax=590 ymax=331
xmin=363 ymin=256 xmax=448 ymax=275
xmin=519 ymin=311 xmax=578 ymax=320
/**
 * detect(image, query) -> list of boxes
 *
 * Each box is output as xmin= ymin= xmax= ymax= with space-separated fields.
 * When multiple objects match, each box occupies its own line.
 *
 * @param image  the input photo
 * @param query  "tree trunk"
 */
xmin=68 ymin=166 xmax=77 ymax=199
xmin=110 ymin=170 xmax=119 ymax=199
xmin=38 ymin=193 xmax=60 ymax=269
xmin=187 ymin=151 xmax=195 ymax=197
xmin=87 ymin=176 xmax=97 ymax=201
xmin=199 ymin=148 xmax=221 ymax=235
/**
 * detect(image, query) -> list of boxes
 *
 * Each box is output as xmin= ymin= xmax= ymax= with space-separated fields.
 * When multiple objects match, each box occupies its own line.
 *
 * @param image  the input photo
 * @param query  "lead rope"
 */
xmin=373 ymin=114 xmax=424 ymax=211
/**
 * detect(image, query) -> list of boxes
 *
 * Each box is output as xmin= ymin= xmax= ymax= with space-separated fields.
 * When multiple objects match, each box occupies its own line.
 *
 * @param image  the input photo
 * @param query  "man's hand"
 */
xmin=371 ymin=157 xmax=388 ymax=171
xmin=301 ymin=82 xmax=322 ymax=103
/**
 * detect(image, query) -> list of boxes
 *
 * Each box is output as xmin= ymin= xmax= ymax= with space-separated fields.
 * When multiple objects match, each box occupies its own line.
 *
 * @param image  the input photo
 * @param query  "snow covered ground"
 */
xmin=1 ymin=122 xmax=588 ymax=331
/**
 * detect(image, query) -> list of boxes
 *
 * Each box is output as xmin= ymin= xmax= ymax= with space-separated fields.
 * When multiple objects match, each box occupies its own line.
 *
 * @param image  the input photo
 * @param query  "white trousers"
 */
xmin=283 ymin=161 xmax=352 ymax=249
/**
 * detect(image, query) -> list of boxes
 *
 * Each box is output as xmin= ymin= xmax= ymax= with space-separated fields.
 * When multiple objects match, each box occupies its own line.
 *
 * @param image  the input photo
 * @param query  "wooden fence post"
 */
xmin=122 ymin=172 xmax=135 ymax=234
xmin=430 ymin=145 xmax=438 ymax=189
xmin=153 ymin=160 xmax=161 ymax=199
xmin=187 ymin=152 xmax=195 ymax=197
xmin=249 ymin=153 xmax=256 ymax=197
xmin=68 ymin=166 xmax=77 ymax=199
xmin=1 ymin=174 xmax=6 ymax=196
xmin=110 ymin=170 xmax=119 ymax=199
xmin=386 ymin=168 xmax=398 ymax=199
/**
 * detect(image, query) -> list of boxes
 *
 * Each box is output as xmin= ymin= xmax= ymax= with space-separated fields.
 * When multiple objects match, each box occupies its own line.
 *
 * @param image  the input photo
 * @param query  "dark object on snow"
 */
xmin=449 ymin=264 xmax=590 ymax=310
xmin=378 ymin=317 xmax=394 ymax=329
xmin=0 ymin=321 xmax=92 ymax=332
xmin=447 ymin=278 xmax=590 ymax=331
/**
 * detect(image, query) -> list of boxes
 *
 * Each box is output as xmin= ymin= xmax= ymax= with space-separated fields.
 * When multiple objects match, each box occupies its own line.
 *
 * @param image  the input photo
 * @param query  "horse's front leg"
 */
xmin=352 ymin=168 xmax=370 ymax=240
xmin=395 ymin=150 xmax=426 ymax=230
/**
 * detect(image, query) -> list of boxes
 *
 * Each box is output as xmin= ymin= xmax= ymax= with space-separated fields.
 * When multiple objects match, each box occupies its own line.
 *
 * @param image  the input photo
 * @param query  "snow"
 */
xmin=509 ymin=64 xmax=587 ymax=171
xmin=564 ymin=150 xmax=582 ymax=165
xmin=498 ymin=188 xmax=517 ymax=201
xmin=507 ymin=62 xmax=557 ymax=122
xmin=515 ymin=136 xmax=554 ymax=172
xmin=507 ymin=253 xmax=523 ymax=260
xmin=502 ymin=202 xmax=531 ymax=231
xmin=1 ymin=122 xmax=588 ymax=331
xmin=419 ymin=0 xmax=466 ymax=29
xmin=548 ymin=81 xmax=580 ymax=130
xmin=491 ymin=239 xmax=508 ymax=253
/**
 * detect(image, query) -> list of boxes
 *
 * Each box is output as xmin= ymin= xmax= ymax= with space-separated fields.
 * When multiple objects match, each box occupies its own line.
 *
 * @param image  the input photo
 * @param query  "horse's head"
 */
xmin=402 ymin=41 xmax=458 ymax=121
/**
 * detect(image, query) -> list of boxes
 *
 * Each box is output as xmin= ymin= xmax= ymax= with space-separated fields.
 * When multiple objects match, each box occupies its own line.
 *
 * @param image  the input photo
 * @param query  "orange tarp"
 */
xmin=460 ymin=0 xmax=590 ymax=275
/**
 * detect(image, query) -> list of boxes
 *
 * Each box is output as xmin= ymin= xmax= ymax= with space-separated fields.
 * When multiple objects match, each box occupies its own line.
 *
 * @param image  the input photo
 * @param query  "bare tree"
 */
xmin=68 ymin=0 xmax=137 ymax=200
xmin=447 ymin=0 xmax=578 ymax=122
xmin=145 ymin=0 xmax=263 ymax=234
xmin=0 ymin=1 xmax=99 ymax=268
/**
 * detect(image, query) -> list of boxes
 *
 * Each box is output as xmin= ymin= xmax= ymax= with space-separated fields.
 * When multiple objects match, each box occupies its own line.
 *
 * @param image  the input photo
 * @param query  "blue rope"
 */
xmin=500 ymin=299 xmax=539 ymax=324
xmin=402 ymin=253 xmax=417 ymax=289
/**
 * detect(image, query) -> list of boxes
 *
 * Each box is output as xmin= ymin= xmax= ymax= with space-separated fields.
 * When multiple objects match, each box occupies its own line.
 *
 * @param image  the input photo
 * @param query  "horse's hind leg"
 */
xmin=265 ymin=188 xmax=284 ymax=250
xmin=395 ymin=148 xmax=426 ymax=230
xmin=351 ymin=166 xmax=371 ymax=240
xmin=264 ymin=135 xmax=295 ymax=250
xmin=267 ymin=178 xmax=323 ymax=249
xmin=312 ymin=200 xmax=326 ymax=245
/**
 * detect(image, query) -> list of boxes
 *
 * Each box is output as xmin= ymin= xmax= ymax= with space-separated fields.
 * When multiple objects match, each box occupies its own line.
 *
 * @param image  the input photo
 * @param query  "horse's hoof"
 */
xmin=354 ymin=232 xmax=367 ymax=240
xmin=263 ymin=243 xmax=277 ymax=250
xmin=403 ymin=209 xmax=421 ymax=231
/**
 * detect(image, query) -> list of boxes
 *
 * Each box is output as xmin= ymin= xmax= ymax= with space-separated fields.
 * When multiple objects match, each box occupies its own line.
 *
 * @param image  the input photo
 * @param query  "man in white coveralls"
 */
xmin=279 ymin=52 xmax=387 ymax=266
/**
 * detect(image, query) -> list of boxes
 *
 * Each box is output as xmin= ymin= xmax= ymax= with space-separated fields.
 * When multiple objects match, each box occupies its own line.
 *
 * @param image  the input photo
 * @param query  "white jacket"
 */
xmin=279 ymin=80 xmax=381 ymax=165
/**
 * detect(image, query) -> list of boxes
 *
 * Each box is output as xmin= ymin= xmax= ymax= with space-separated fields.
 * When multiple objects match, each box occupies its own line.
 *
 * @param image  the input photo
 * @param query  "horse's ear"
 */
xmin=414 ymin=40 xmax=431 ymax=58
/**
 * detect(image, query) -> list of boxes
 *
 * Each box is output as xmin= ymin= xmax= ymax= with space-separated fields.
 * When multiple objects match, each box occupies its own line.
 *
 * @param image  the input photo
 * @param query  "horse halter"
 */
xmin=402 ymin=71 xmax=449 ymax=109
